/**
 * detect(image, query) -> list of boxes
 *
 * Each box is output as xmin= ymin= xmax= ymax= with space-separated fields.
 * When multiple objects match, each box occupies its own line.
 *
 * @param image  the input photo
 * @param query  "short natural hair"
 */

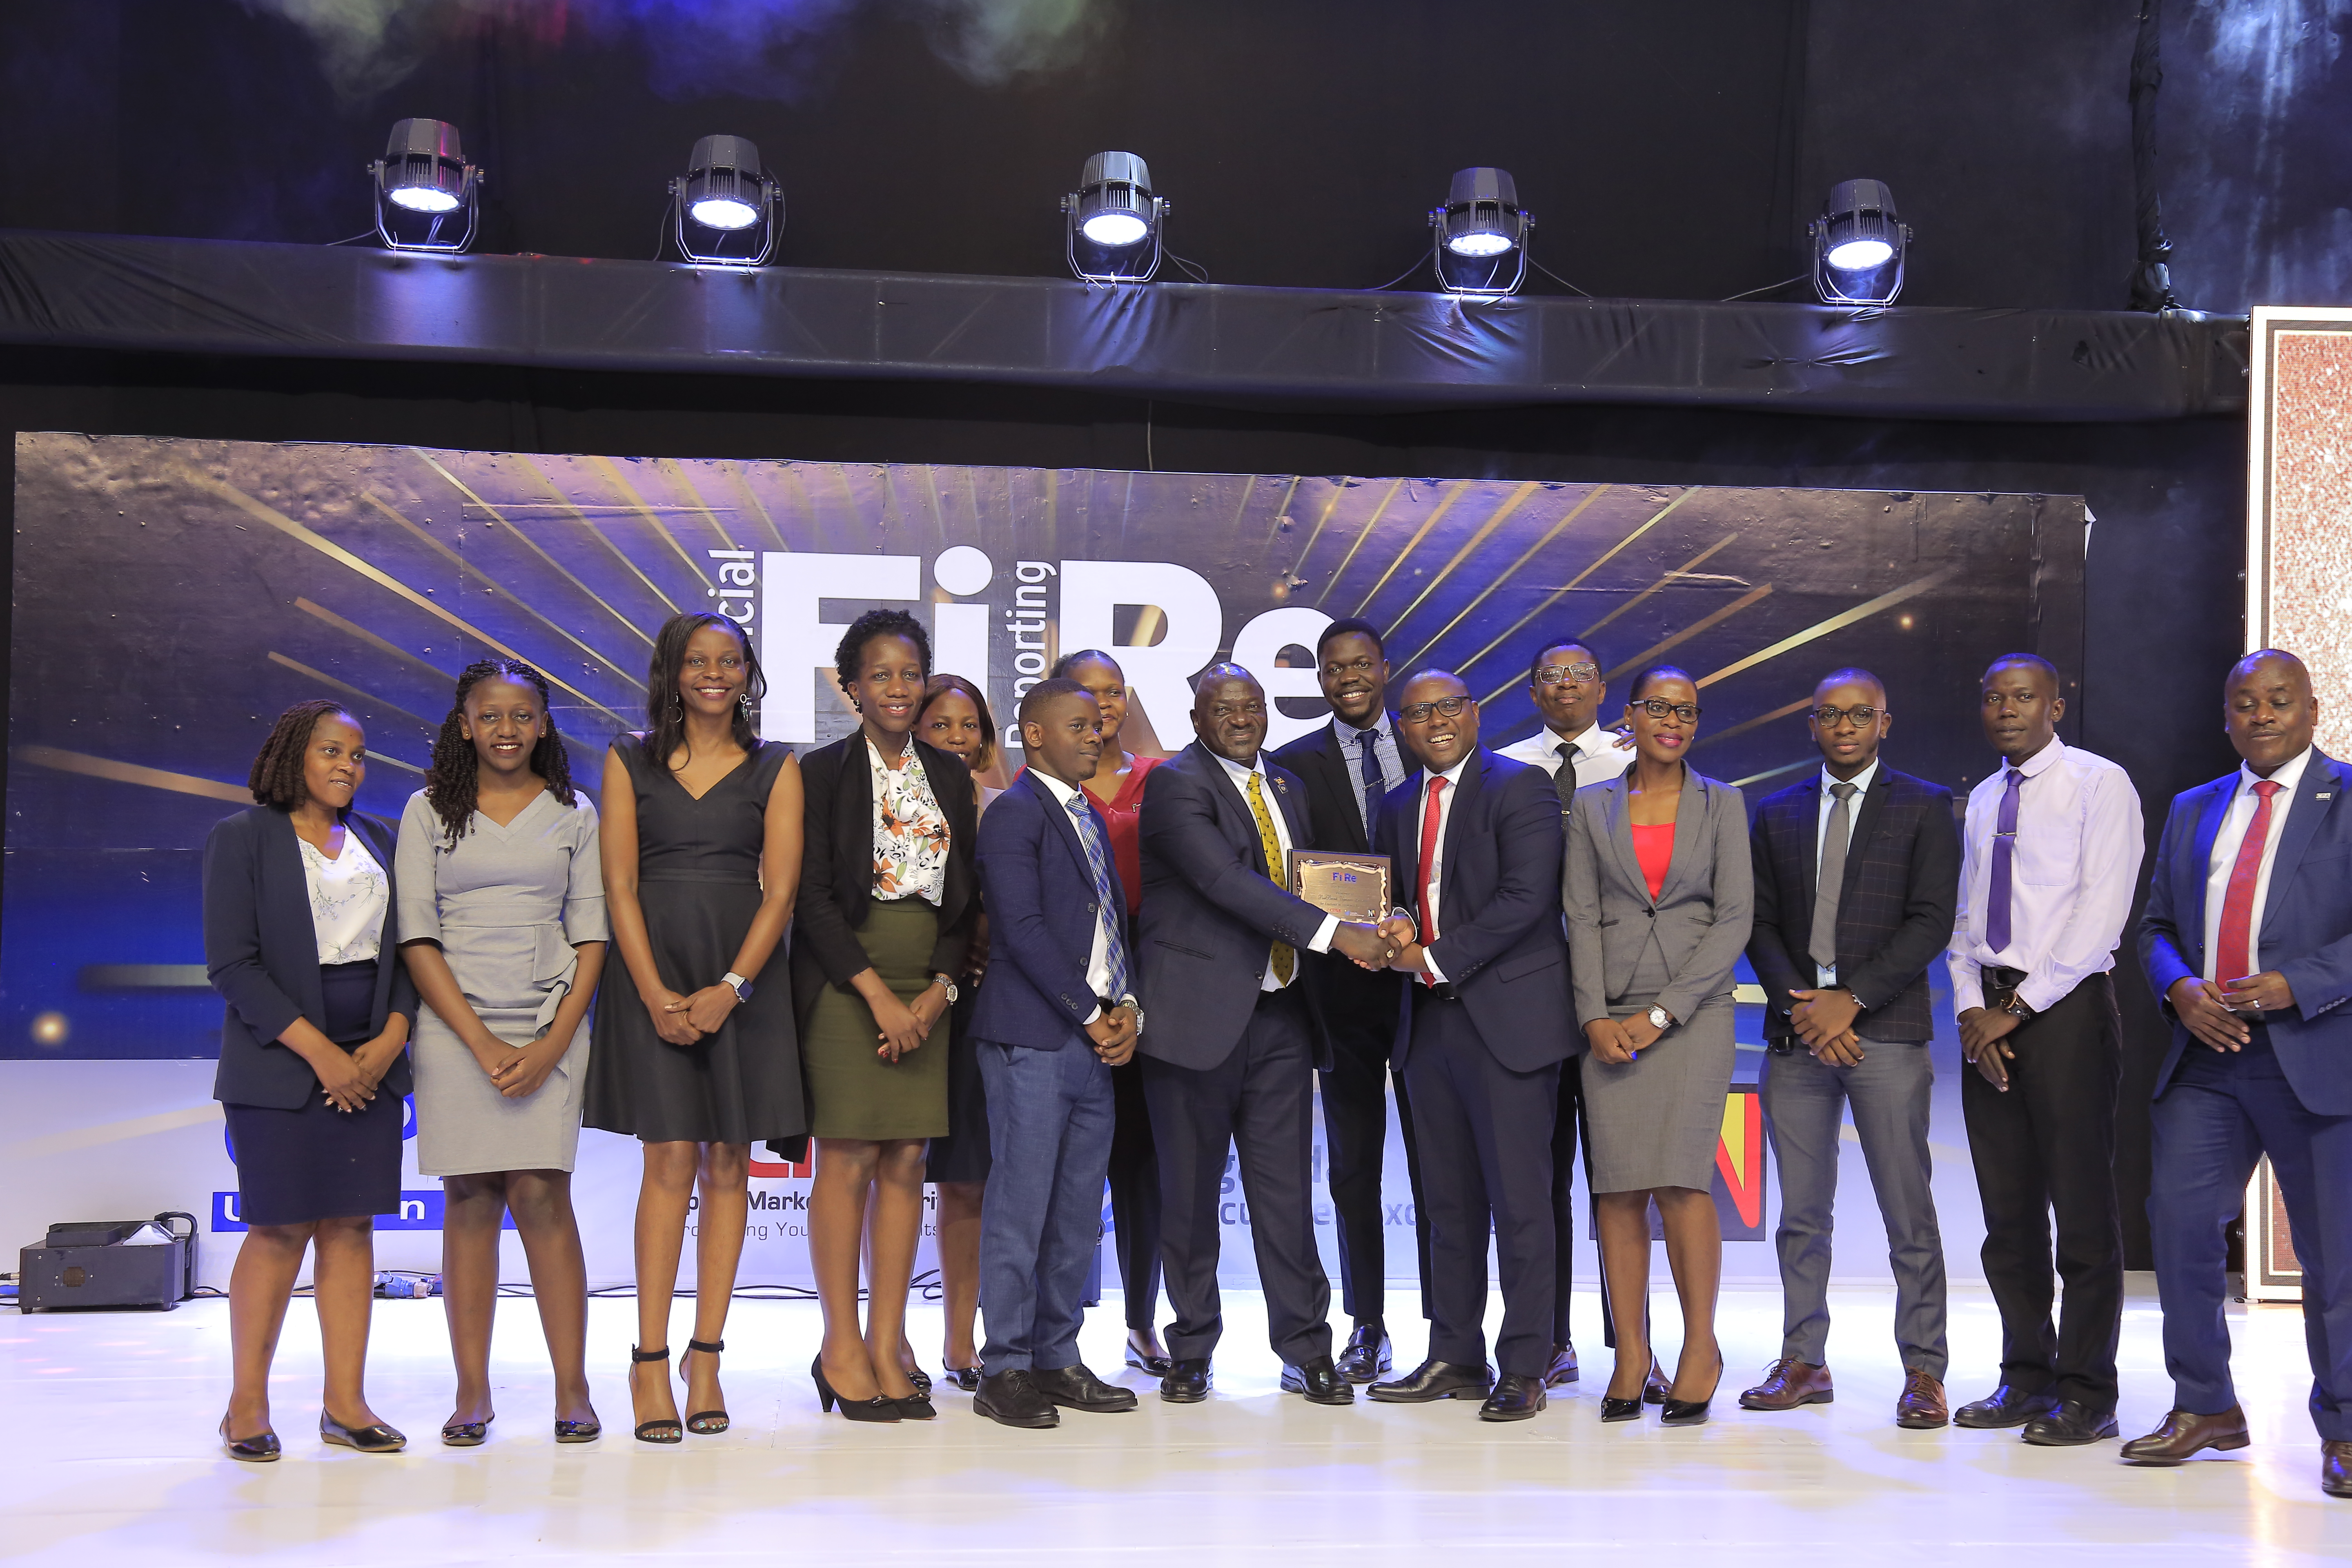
xmin=1018 ymin=677 xmax=1092 ymax=729
xmin=1530 ymin=639 xmax=1600 ymax=686
xmin=1630 ymin=664 xmax=1696 ymax=701
xmin=835 ymin=608 xmax=933 ymax=695
xmin=247 ymin=700 xmax=354 ymax=812
xmin=1983 ymin=652 xmax=2060 ymax=695
xmin=1316 ymin=617 xmax=1385 ymax=659
xmin=920 ymin=673 xmax=999 ymax=773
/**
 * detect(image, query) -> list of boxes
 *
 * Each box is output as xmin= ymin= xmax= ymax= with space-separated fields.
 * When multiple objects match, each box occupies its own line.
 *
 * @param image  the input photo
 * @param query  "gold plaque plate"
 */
xmin=1290 ymin=851 xmax=1392 ymax=924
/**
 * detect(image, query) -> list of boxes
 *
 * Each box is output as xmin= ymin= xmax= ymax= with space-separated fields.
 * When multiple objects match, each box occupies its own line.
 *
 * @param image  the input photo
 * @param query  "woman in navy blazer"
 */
xmin=205 ymin=701 xmax=418 ymax=1462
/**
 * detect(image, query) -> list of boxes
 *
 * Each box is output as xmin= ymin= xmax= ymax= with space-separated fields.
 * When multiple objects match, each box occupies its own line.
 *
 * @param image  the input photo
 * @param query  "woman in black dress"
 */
xmin=205 ymin=700 xmax=417 ymax=1461
xmin=792 ymin=611 xmax=978 ymax=1421
xmin=584 ymin=612 xmax=804 ymax=1444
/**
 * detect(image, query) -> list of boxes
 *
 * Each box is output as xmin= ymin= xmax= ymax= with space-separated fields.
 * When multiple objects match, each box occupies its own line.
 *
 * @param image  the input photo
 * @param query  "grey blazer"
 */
xmin=1565 ymin=766 xmax=1753 ymax=1029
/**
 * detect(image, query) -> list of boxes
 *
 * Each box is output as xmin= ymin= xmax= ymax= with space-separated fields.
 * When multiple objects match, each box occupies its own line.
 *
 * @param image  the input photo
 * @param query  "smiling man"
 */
xmin=1946 ymin=653 xmax=2143 ymax=1447
xmin=2132 ymin=650 xmax=2352 ymax=1499
xmin=1362 ymin=670 xmax=1573 ymax=1421
xmin=1135 ymin=663 xmax=1395 ymax=1406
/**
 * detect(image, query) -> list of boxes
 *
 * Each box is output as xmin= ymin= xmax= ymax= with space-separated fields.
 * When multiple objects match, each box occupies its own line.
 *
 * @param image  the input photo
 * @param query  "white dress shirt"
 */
xmin=1947 ymin=735 xmax=2145 ymax=1015
xmin=1498 ymin=721 xmax=1636 ymax=790
xmin=1214 ymin=750 xmax=1341 ymax=991
xmin=1813 ymin=759 xmax=1880 ymax=988
xmin=1407 ymin=755 xmax=1474 ymax=985
xmin=2201 ymin=746 xmax=2312 ymax=982
xmin=1028 ymin=771 xmax=1119 ymax=1019
xmin=1331 ymin=713 xmax=1408 ymax=838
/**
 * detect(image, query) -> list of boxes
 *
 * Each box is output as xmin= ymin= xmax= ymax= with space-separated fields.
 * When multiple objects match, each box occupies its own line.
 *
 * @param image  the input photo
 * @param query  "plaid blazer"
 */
xmin=1746 ymin=764 xmax=1960 ymax=1044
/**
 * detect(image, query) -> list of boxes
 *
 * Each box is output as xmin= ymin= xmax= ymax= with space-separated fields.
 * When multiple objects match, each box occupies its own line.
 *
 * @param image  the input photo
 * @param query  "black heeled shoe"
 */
xmin=320 ymin=1410 xmax=407 ymax=1452
xmin=1660 ymin=1351 xmax=1725 ymax=1427
xmin=630 ymin=1345 xmax=682 ymax=1444
xmin=553 ymin=1418 xmax=601 ymax=1444
xmin=440 ymin=1413 xmax=492 ymax=1447
xmin=1600 ymin=1395 xmax=1644 ymax=1423
xmin=1643 ymin=1354 xmax=1671 ymax=1405
xmin=1124 ymin=1330 xmax=1175 ymax=1378
xmin=903 ymin=1363 xmax=934 ymax=1398
xmin=943 ymin=1361 xmax=984 ymax=1393
xmin=893 ymin=1390 xmax=938 ymax=1421
xmin=811 ymin=1354 xmax=900 ymax=1422
xmin=679 ymin=1339 xmax=730 ymax=1435
xmin=219 ymin=1415 xmax=281 ymax=1463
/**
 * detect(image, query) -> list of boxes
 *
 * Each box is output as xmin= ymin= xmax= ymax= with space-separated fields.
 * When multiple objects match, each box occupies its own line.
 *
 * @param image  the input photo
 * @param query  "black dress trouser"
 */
xmin=1960 ymin=971 xmax=2125 ymax=1409
xmin=1318 ymin=998 xmax=1432 ymax=1325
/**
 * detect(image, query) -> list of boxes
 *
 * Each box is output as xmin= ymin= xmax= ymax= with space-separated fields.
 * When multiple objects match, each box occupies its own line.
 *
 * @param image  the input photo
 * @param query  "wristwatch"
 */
xmin=1999 ymin=992 xmax=2035 ymax=1021
xmin=932 ymin=972 xmax=961 ymax=1005
xmin=722 ymin=971 xmax=753 ymax=1003
xmin=1120 ymin=993 xmax=1146 ymax=1038
xmin=1646 ymin=1004 xmax=1673 ymax=1031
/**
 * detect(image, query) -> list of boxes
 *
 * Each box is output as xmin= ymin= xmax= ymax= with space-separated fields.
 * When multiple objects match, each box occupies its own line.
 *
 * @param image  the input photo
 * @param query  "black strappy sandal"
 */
xmin=679 ymin=1339 xmax=730 ymax=1434
xmin=630 ymin=1345 xmax=682 ymax=1444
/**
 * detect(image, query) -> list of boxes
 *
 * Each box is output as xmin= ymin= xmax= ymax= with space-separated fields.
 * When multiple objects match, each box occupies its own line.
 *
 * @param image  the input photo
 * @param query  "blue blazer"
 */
xmin=1136 ymin=741 xmax=1331 ymax=1071
xmin=971 ymin=771 xmax=1128 ymax=1050
xmin=2139 ymin=748 xmax=2352 ymax=1115
xmin=1374 ymin=748 xmax=1572 ymax=1073
xmin=203 ymin=805 xmax=418 ymax=1110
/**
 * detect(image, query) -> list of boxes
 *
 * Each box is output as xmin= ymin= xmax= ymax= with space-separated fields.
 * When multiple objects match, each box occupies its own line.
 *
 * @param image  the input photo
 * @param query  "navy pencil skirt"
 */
xmin=222 ymin=961 xmax=404 ymax=1227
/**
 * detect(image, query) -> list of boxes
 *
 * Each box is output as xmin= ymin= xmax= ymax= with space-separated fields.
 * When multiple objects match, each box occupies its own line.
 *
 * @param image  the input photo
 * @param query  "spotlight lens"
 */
xmin=690 ymin=196 xmax=760 ymax=231
xmin=1826 ymin=237 xmax=1894 ymax=270
xmin=1080 ymin=212 xmax=1149 ymax=248
xmin=388 ymin=186 xmax=461 ymax=214
xmin=1446 ymin=231 xmax=1514 ymax=258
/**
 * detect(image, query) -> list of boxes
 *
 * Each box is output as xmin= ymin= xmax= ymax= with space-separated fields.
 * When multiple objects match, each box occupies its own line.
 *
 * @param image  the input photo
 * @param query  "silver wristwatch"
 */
xmin=1646 ymin=1004 xmax=1673 ymax=1030
xmin=932 ymin=972 xmax=960 ymax=1005
xmin=722 ymin=971 xmax=754 ymax=1003
xmin=1120 ymin=993 xmax=1145 ymax=1038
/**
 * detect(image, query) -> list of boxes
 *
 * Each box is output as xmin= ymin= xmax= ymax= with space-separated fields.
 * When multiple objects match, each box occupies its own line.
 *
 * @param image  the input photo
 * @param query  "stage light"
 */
xmin=1063 ymin=151 xmax=1166 ymax=283
xmin=669 ymin=135 xmax=783 ymax=266
xmin=370 ymin=118 xmax=482 ymax=253
xmin=1430 ymin=167 xmax=1531 ymax=296
xmin=1811 ymin=179 xmax=1911 ymax=305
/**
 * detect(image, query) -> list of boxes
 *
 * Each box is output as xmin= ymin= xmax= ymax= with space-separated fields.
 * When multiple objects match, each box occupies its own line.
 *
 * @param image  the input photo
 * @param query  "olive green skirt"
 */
xmin=804 ymin=899 xmax=950 ymax=1141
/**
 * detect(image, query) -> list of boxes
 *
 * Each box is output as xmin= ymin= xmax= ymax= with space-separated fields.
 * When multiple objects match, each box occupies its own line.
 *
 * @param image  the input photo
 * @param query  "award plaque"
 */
xmin=1290 ymin=851 xmax=1392 ymax=924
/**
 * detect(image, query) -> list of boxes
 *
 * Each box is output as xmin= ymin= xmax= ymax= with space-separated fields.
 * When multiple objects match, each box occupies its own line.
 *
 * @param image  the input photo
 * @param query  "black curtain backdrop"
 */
xmin=4 ymin=0 xmax=2343 ymax=313
xmin=0 ymin=348 xmax=2244 ymax=1264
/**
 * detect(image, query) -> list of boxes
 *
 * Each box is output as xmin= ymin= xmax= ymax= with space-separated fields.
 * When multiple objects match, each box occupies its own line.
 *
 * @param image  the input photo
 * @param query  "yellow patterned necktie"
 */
xmin=1245 ymin=771 xmax=1297 ymax=985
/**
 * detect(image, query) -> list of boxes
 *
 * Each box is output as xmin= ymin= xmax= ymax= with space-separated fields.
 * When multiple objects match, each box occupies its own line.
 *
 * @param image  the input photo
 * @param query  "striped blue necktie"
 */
xmin=1067 ymin=793 xmax=1133 ymax=1000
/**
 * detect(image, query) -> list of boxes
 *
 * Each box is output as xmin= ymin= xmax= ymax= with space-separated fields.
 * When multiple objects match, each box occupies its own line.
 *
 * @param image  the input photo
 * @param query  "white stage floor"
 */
xmin=5 ymin=1280 xmax=2347 ymax=1564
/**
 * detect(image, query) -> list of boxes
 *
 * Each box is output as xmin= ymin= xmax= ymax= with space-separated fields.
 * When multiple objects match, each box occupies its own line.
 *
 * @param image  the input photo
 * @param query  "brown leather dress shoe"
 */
xmin=2120 ymin=1407 xmax=2249 ymax=1465
xmin=2324 ymin=1440 xmax=2352 ymax=1499
xmin=1739 ymin=1359 xmax=1833 ymax=1411
xmin=1541 ymin=1343 xmax=1579 ymax=1387
xmin=1895 ymin=1369 xmax=1949 ymax=1430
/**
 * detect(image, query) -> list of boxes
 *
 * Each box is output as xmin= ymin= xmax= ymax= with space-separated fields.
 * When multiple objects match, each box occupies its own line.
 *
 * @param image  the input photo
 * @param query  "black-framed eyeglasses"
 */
xmin=1809 ymin=704 xmax=1881 ymax=729
xmin=1634 ymin=698 xmax=1701 ymax=723
xmin=1535 ymin=662 xmax=1601 ymax=687
xmin=1398 ymin=695 xmax=1471 ymax=724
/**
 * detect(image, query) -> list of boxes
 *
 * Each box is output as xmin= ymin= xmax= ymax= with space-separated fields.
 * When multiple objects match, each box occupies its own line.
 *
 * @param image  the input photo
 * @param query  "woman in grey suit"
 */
xmin=1566 ymin=666 xmax=1753 ymax=1426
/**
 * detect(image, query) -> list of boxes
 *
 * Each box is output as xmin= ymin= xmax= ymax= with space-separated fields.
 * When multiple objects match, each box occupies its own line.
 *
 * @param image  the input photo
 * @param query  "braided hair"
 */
xmin=247 ymin=699 xmax=356 ymax=812
xmin=425 ymin=659 xmax=577 ymax=846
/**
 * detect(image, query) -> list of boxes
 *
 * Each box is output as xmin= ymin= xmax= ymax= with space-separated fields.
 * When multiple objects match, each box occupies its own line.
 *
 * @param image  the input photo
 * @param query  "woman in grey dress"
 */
xmin=398 ymin=660 xmax=608 ymax=1447
xmin=1566 ymin=666 xmax=1752 ymax=1426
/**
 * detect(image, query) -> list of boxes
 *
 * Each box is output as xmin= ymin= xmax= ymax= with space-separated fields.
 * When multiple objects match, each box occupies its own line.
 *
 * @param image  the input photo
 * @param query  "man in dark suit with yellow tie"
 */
xmin=1136 ymin=664 xmax=1396 ymax=1405
xmin=2132 ymin=650 xmax=2352 ymax=1499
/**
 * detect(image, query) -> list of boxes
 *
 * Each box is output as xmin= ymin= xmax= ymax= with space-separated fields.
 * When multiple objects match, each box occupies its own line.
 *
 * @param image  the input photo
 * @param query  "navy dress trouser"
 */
xmin=2150 ymin=1025 xmax=2352 ymax=1441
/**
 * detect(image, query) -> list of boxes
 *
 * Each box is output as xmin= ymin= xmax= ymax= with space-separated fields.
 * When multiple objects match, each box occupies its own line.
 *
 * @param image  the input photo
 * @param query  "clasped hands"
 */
xmin=466 ymin=1029 xmax=565 ymax=1099
xmin=1085 ymin=1002 xmax=1140 ymax=1067
xmin=2168 ymin=971 xmax=2295 ymax=1055
xmin=316 ymin=1027 xmax=406 ymax=1113
xmin=1786 ymin=986 xmax=1865 ymax=1067
xmin=646 ymin=981 xmax=744 ymax=1048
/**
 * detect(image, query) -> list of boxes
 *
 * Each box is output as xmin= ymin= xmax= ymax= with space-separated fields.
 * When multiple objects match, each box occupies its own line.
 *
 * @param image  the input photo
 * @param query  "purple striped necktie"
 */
xmin=1986 ymin=766 xmax=2025 ymax=954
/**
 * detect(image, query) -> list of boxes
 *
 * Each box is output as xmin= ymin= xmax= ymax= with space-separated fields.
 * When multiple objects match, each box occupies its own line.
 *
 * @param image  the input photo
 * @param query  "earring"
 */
xmin=738 ymin=692 xmax=752 ymax=712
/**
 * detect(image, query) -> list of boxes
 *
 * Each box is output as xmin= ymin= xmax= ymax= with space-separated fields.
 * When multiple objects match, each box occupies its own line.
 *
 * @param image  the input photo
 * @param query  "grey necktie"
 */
xmin=1553 ymin=741 xmax=1578 ymax=813
xmin=1808 ymin=781 xmax=1860 ymax=971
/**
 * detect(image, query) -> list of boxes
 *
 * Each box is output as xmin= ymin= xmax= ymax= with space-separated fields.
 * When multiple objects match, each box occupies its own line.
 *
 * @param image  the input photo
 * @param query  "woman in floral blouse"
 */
xmin=788 ymin=610 xmax=979 ymax=1421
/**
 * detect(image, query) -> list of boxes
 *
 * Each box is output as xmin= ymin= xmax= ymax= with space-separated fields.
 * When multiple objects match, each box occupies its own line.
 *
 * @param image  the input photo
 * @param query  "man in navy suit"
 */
xmin=966 ymin=679 xmax=1144 ymax=1429
xmin=2131 ymin=650 xmax=2352 ymax=1499
xmin=1361 ymin=669 xmax=1573 ymax=1421
xmin=1137 ymin=664 xmax=1396 ymax=1405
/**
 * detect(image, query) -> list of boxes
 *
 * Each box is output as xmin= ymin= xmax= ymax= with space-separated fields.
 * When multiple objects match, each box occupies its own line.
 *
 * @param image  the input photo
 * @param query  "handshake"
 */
xmin=1330 ymin=908 xmax=1429 ymax=975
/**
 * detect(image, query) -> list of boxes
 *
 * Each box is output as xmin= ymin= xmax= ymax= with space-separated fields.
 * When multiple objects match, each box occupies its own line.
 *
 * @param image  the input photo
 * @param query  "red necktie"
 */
xmin=2215 ymin=779 xmax=2284 ymax=983
xmin=1416 ymin=777 xmax=1447 ymax=987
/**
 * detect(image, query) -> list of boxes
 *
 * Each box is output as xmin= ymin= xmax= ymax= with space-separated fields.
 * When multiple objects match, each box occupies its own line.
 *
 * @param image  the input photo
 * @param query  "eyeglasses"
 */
xmin=1809 ymin=704 xmax=1881 ymax=729
xmin=1535 ymin=662 xmax=1600 ymax=687
xmin=1634 ymin=698 xmax=1701 ymax=723
xmin=1398 ymin=695 xmax=1471 ymax=724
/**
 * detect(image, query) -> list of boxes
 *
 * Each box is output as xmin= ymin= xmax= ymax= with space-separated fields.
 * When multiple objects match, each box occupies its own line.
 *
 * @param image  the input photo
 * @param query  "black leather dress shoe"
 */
xmin=1953 ymin=1384 xmax=2060 ymax=1429
xmin=2020 ymin=1399 xmax=2120 ymax=1447
xmin=2323 ymin=1440 xmax=2352 ymax=1499
xmin=1541 ymin=1343 xmax=1579 ymax=1387
xmin=1160 ymin=1358 xmax=1212 ymax=1403
xmin=1281 ymin=1355 xmax=1356 ymax=1405
xmin=1336 ymin=1323 xmax=1393 ymax=1384
xmin=1480 ymin=1373 xmax=1547 ymax=1422
xmin=973 ymin=1369 xmax=1059 ymax=1428
xmin=1032 ymin=1363 xmax=1138 ymax=1413
xmin=1367 ymin=1359 xmax=1495 ymax=1404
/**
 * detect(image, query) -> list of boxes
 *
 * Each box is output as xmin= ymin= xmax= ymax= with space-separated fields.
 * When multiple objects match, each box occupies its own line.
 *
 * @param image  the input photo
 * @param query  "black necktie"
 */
xmin=1356 ymin=728 xmax=1385 ymax=835
xmin=1553 ymin=740 xmax=1578 ymax=813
